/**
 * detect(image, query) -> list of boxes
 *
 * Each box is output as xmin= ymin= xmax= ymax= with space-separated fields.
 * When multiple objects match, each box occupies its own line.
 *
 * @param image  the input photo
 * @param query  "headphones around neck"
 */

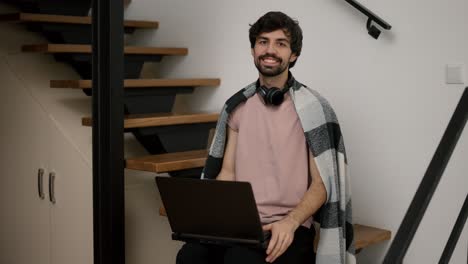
xmin=256 ymin=73 xmax=294 ymax=106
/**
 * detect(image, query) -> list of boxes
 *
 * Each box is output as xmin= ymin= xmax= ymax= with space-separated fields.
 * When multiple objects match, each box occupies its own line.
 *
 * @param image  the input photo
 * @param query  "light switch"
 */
xmin=446 ymin=64 xmax=465 ymax=84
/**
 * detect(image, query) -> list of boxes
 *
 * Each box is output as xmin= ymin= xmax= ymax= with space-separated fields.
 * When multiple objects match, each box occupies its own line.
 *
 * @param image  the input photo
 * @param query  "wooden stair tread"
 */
xmin=50 ymin=78 xmax=221 ymax=89
xmin=82 ymin=112 xmax=219 ymax=128
xmin=0 ymin=12 xmax=159 ymax=28
xmin=158 ymin=205 xmax=391 ymax=251
xmin=353 ymin=224 xmax=391 ymax=250
xmin=22 ymin=44 xmax=188 ymax=55
xmin=126 ymin=150 xmax=208 ymax=173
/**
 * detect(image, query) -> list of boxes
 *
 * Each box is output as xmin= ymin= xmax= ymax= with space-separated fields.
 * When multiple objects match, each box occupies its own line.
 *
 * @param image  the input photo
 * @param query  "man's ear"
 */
xmin=289 ymin=53 xmax=298 ymax=63
xmin=251 ymin=48 xmax=255 ymax=57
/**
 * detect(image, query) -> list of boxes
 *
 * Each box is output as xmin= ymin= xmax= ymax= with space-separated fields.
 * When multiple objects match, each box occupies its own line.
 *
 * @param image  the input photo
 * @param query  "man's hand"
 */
xmin=262 ymin=216 xmax=300 ymax=263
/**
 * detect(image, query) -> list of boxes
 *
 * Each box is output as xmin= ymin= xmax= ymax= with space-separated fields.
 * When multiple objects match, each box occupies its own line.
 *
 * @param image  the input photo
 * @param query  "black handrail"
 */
xmin=383 ymin=87 xmax=468 ymax=263
xmin=439 ymin=194 xmax=468 ymax=264
xmin=92 ymin=0 xmax=125 ymax=263
xmin=344 ymin=0 xmax=392 ymax=39
xmin=344 ymin=0 xmax=391 ymax=29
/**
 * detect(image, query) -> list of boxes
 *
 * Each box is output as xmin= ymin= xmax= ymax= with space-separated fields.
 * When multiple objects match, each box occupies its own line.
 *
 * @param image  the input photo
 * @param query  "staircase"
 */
xmin=0 ymin=0 xmax=391 ymax=258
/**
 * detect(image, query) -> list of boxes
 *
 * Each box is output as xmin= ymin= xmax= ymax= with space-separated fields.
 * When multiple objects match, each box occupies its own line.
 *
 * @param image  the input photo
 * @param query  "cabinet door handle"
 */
xmin=37 ymin=168 xmax=45 ymax=200
xmin=49 ymin=172 xmax=56 ymax=204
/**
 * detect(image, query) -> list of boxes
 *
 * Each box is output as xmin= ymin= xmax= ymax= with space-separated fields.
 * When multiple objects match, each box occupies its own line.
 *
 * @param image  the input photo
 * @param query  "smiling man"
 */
xmin=176 ymin=11 xmax=355 ymax=264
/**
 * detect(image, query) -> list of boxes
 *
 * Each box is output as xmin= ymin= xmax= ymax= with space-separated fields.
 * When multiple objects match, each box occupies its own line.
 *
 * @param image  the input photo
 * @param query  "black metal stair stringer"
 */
xmin=26 ymin=23 xmax=138 ymax=44
xmin=53 ymin=53 xmax=163 ymax=80
xmin=2 ymin=0 xmax=92 ymax=16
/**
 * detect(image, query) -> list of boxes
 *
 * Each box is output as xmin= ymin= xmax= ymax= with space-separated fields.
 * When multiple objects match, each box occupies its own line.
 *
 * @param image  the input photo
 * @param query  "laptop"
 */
xmin=155 ymin=176 xmax=271 ymax=249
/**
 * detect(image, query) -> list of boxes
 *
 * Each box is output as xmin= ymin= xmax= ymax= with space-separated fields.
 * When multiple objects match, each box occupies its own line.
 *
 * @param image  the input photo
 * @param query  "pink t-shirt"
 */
xmin=228 ymin=92 xmax=312 ymax=227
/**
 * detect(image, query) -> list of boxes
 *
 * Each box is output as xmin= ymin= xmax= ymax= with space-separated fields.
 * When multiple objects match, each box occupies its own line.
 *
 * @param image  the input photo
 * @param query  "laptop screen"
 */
xmin=155 ymin=177 xmax=265 ymax=241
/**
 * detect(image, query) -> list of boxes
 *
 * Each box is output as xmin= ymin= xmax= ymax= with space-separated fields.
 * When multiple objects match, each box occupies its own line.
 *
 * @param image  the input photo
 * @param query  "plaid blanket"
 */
xmin=201 ymin=77 xmax=356 ymax=264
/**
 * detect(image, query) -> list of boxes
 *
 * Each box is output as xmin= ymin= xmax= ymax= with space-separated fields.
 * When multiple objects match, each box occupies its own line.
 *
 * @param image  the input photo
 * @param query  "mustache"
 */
xmin=259 ymin=53 xmax=282 ymax=62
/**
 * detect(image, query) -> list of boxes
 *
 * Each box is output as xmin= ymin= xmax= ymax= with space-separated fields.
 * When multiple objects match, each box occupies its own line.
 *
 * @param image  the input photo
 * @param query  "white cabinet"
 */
xmin=0 ymin=61 xmax=93 ymax=264
xmin=49 ymin=123 xmax=93 ymax=264
xmin=0 ymin=63 xmax=51 ymax=264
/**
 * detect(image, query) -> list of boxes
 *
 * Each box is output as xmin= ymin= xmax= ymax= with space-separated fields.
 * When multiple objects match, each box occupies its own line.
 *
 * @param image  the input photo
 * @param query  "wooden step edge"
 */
xmin=51 ymin=78 xmax=221 ymax=89
xmin=82 ymin=112 xmax=219 ymax=128
xmin=22 ymin=44 xmax=188 ymax=55
xmin=157 ymin=207 xmax=391 ymax=251
xmin=125 ymin=150 xmax=208 ymax=173
xmin=159 ymin=206 xmax=167 ymax=216
xmin=50 ymin=80 xmax=91 ymax=88
xmin=22 ymin=44 xmax=89 ymax=53
xmin=124 ymin=19 xmax=159 ymax=29
xmin=125 ymin=46 xmax=188 ymax=55
xmin=353 ymin=224 xmax=392 ymax=250
xmin=0 ymin=12 xmax=159 ymax=28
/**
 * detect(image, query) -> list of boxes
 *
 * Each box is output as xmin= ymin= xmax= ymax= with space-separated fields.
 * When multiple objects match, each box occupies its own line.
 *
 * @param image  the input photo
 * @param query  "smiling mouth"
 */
xmin=261 ymin=57 xmax=280 ymax=65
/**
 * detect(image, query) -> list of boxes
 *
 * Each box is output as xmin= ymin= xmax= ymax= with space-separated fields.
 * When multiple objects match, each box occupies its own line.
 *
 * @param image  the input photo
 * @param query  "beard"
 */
xmin=254 ymin=53 xmax=290 ymax=77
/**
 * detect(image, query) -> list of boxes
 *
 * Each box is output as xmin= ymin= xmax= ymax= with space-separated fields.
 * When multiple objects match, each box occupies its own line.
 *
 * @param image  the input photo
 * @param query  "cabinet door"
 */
xmin=0 ymin=61 xmax=51 ymax=264
xmin=49 ymin=123 xmax=93 ymax=264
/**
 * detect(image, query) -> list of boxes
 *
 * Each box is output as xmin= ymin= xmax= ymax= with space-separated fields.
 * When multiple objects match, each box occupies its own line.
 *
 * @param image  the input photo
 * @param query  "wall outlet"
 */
xmin=445 ymin=64 xmax=465 ymax=84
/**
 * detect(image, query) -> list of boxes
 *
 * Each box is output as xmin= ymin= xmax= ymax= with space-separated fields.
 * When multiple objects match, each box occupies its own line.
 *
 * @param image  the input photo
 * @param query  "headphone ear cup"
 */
xmin=268 ymin=89 xmax=284 ymax=106
xmin=257 ymin=86 xmax=287 ymax=106
xmin=256 ymin=75 xmax=293 ymax=106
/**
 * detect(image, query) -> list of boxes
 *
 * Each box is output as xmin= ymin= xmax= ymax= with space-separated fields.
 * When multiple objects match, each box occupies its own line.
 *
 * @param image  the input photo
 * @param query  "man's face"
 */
xmin=251 ymin=29 xmax=298 ymax=77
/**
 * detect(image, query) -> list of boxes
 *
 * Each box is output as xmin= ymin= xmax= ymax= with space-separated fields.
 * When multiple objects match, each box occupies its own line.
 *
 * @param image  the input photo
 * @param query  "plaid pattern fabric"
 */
xmin=201 ymin=77 xmax=356 ymax=264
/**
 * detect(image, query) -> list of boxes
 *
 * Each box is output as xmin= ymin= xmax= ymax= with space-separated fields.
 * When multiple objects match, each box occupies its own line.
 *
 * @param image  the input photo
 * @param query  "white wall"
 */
xmin=125 ymin=0 xmax=468 ymax=263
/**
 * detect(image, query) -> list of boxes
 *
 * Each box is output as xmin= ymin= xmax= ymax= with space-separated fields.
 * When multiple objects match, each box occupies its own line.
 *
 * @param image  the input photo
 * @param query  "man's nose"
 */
xmin=266 ymin=43 xmax=277 ymax=54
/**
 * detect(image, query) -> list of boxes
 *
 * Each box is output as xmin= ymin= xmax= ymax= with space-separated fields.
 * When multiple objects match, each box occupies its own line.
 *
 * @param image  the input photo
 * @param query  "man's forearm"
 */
xmin=216 ymin=169 xmax=235 ymax=181
xmin=287 ymin=182 xmax=327 ymax=227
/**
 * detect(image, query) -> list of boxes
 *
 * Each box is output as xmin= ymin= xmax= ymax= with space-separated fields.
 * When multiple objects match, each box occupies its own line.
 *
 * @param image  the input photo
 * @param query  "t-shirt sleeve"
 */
xmin=227 ymin=103 xmax=244 ymax=132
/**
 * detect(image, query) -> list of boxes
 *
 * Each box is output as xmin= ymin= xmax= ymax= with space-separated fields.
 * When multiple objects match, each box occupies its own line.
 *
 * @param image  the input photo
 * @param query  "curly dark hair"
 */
xmin=249 ymin=11 xmax=303 ymax=68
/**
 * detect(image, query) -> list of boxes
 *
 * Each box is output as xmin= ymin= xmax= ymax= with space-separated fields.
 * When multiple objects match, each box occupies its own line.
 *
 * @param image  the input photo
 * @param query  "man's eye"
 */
xmin=278 ymin=42 xmax=287 ymax=47
xmin=258 ymin=40 xmax=267 ymax=45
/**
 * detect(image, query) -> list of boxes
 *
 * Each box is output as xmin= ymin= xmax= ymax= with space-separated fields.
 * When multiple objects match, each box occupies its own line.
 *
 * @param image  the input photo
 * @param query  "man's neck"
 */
xmin=259 ymin=70 xmax=289 ymax=89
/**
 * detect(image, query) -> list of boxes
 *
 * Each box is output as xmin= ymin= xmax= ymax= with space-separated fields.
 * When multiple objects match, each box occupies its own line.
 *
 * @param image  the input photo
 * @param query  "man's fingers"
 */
xmin=268 ymin=235 xmax=292 ymax=263
xmin=271 ymin=234 xmax=283 ymax=256
xmin=278 ymin=236 xmax=292 ymax=258
xmin=264 ymin=218 xmax=298 ymax=262
xmin=267 ymin=233 xmax=286 ymax=262
xmin=266 ymin=231 xmax=279 ymax=255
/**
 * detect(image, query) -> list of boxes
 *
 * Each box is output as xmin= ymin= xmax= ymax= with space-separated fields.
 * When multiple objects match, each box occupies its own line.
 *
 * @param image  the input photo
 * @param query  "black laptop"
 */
xmin=155 ymin=176 xmax=271 ymax=249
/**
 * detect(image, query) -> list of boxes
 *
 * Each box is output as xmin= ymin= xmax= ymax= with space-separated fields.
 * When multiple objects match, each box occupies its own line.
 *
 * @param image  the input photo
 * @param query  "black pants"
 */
xmin=176 ymin=226 xmax=316 ymax=264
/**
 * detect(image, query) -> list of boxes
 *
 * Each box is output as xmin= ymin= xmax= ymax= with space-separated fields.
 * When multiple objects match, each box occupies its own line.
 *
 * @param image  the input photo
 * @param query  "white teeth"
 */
xmin=263 ymin=58 xmax=278 ymax=63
